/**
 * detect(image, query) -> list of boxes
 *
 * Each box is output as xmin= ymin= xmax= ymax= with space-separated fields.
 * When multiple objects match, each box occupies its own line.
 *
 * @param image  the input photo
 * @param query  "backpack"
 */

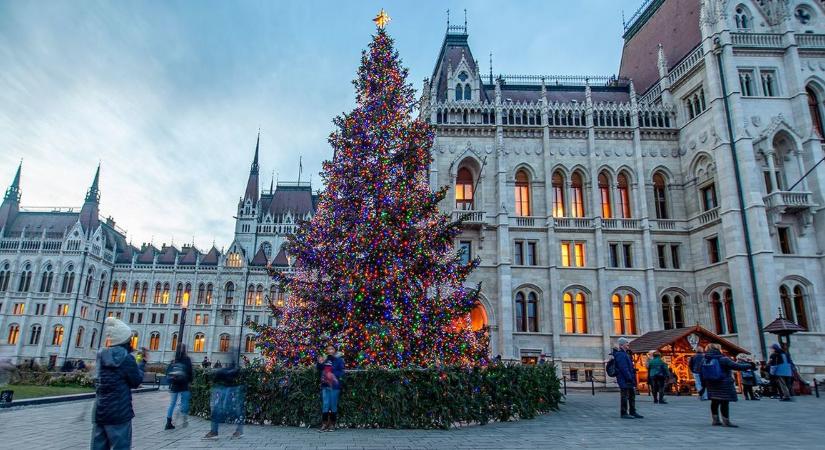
xmin=700 ymin=356 xmax=723 ymax=381
xmin=606 ymin=357 xmax=617 ymax=378
xmin=167 ymin=362 xmax=186 ymax=381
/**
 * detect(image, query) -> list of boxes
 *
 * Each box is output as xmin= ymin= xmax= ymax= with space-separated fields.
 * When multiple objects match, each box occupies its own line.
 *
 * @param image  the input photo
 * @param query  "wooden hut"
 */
xmin=628 ymin=325 xmax=749 ymax=394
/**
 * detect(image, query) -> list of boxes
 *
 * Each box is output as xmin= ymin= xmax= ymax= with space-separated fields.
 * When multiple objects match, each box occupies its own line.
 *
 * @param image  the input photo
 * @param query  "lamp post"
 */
xmin=177 ymin=291 xmax=190 ymax=359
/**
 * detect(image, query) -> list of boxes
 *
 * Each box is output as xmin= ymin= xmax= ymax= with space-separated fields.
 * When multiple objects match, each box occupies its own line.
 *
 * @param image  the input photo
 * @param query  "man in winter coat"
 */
xmin=612 ymin=337 xmax=643 ymax=419
xmin=92 ymin=317 xmax=146 ymax=450
xmin=768 ymin=343 xmax=793 ymax=401
xmin=689 ymin=349 xmax=708 ymax=400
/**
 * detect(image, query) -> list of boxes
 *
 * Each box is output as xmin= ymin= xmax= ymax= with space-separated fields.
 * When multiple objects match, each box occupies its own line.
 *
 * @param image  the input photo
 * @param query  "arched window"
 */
xmin=129 ymin=332 xmax=139 ymax=350
xmin=75 ymin=326 xmax=84 ymax=347
xmin=140 ymin=282 xmax=148 ymax=303
xmin=735 ymin=5 xmax=751 ymax=29
xmin=0 ymin=262 xmax=10 ymax=291
xmin=118 ymin=281 xmax=126 ymax=303
xmin=226 ymin=252 xmax=242 ymax=268
xmin=18 ymin=263 xmax=32 ymax=292
xmin=52 ymin=325 xmax=64 ymax=346
xmin=162 ymin=283 xmax=170 ymax=304
xmin=652 ymin=172 xmax=668 ymax=219
xmin=612 ymin=292 xmax=637 ymax=335
xmin=246 ymin=284 xmax=255 ymax=305
xmin=515 ymin=170 xmax=531 ymax=217
xmin=781 ymin=284 xmax=810 ymax=330
xmin=154 ymin=282 xmax=162 ymax=303
xmin=571 ymin=172 xmax=585 ymax=217
xmin=245 ymin=334 xmax=256 ymax=353
xmin=455 ymin=84 xmax=463 ymax=101
xmin=110 ymin=282 xmax=119 ymax=303
xmin=29 ymin=324 xmax=42 ymax=345
xmin=563 ymin=290 xmax=588 ymax=334
xmin=197 ymin=283 xmax=205 ymax=304
xmin=149 ymin=332 xmax=160 ymax=351
xmin=175 ymin=283 xmax=183 ymax=304
xmin=7 ymin=323 xmax=20 ymax=345
xmin=132 ymin=282 xmax=140 ymax=303
xmin=469 ymin=302 xmax=488 ymax=331
xmin=225 ymin=282 xmax=235 ymax=304
xmin=98 ymin=274 xmax=107 ymax=301
xmin=84 ymin=267 xmax=94 ymax=297
xmin=170 ymin=332 xmax=178 ymax=351
xmin=552 ymin=171 xmax=566 ymax=218
xmin=710 ymin=289 xmax=737 ymax=334
xmin=661 ymin=294 xmax=685 ymax=330
xmin=616 ymin=172 xmax=632 ymax=218
xmin=256 ymin=285 xmax=264 ymax=306
xmin=219 ymin=334 xmax=231 ymax=352
xmin=193 ymin=333 xmax=205 ymax=352
xmin=515 ymin=290 xmax=539 ymax=332
xmin=61 ymin=266 xmax=75 ymax=294
xmin=269 ymin=285 xmax=277 ymax=304
xmin=206 ymin=283 xmax=213 ymax=305
xmin=807 ymin=86 xmax=824 ymax=138
xmin=599 ymin=172 xmax=612 ymax=218
xmin=40 ymin=264 xmax=53 ymax=293
xmin=464 ymin=83 xmax=472 ymax=100
xmin=455 ymin=167 xmax=474 ymax=210
xmin=89 ymin=329 xmax=97 ymax=348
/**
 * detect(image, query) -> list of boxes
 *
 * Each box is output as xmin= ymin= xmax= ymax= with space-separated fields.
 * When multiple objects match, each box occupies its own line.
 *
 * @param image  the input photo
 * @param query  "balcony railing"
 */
xmin=730 ymin=32 xmax=783 ymax=49
xmin=796 ymin=33 xmax=825 ymax=49
xmin=695 ymin=207 xmax=720 ymax=226
xmin=510 ymin=216 xmax=543 ymax=229
xmin=553 ymin=217 xmax=594 ymax=230
xmin=452 ymin=210 xmax=485 ymax=226
xmin=602 ymin=218 xmax=642 ymax=230
xmin=667 ymin=45 xmax=704 ymax=87
xmin=764 ymin=191 xmax=816 ymax=212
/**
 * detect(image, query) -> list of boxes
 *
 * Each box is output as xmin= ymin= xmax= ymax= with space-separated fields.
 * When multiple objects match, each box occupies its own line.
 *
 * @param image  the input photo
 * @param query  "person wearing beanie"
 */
xmin=611 ymin=337 xmax=643 ymax=419
xmin=91 ymin=317 xmax=146 ymax=450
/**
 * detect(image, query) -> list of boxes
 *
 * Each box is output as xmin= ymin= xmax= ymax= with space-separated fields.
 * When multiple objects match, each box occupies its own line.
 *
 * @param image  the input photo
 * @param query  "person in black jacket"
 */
xmin=164 ymin=344 xmax=194 ymax=430
xmin=91 ymin=317 xmax=146 ymax=450
xmin=701 ymin=343 xmax=753 ymax=427
xmin=204 ymin=356 xmax=244 ymax=439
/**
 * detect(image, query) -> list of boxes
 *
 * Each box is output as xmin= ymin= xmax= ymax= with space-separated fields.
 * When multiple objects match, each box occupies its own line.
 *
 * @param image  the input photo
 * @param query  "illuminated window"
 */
xmin=612 ymin=292 xmax=637 ymax=335
xmin=469 ymin=302 xmax=488 ymax=331
xmin=552 ymin=171 xmax=565 ymax=218
xmin=170 ymin=333 xmax=178 ymax=351
xmin=52 ymin=325 xmax=64 ymax=346
xmin=560 ymin=241 xmax=585 ymax=267
xmin=118 ymin=281 xmax=126 ymax=303
xmin=110 ymin=283 xmax=119 ymax=303
xmin=7 ymin=324 xmax=20 ymax=345
xmin=455 ymin=167 xmax=474 ymax=210
xmin=807 ymin=86 xmax=824 ymax=138
xmin=56 ymin=304 xmax=69 ymax=316
xmin=653 ymin=172 xmax=668 ymax=219
xmin=13 ymin=303 xmax=24 ymax=315
xmin=246 ymin=285 xmax=255 ymax=306
xmin=194 ymin=314 xmax=202 ymax=325
xmin=162 ymin=283 xmax=170 ymax=304
xmin=149 ymin=332 xmax=160 ymax=351
xmin=574 ymin=242 xmax=585 ymax=267
xmin=219 ymin=334 xmax=231 ymax=352
xmin=256 ymin=285 xmax=264 ymax=306
xmin=598 ymin=172 xmax=612 ymax=218
xmin=563 ymin=291 xmax=588 ymax=334
xmin=132 ymin=282 xmax=140 ymax=303
xmin=130 ymin=332 xmax=139 ymax=350
xmin=571 ymin=172 xmax=585 ymax=217
xmin=245 ymin=334 xmax=256 ymax=352
xmin=514 ymin=170 xmax=531 ymax=217
xmin=616 ymin=172 xmax=631 ymax=218
xmin=175 ymin=283 xmax=183 ymax=304
xmin=193 ymin=333 xmax=205 ymax=352
xmin=154 ymin=282 xmax=161 ymax=303
xmin=227 ymin=252 xmax=242 ymax=268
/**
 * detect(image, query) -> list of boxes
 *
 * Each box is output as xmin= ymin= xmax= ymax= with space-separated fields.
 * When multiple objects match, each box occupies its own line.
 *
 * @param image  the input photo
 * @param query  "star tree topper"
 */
xmin=373 ymin=9 xmax=391 ymax=29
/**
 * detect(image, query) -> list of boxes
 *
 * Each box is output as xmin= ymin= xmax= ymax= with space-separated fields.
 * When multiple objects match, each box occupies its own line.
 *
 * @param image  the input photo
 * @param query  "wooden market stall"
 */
xmin=628 ymin=325 xmax=749 ymax=394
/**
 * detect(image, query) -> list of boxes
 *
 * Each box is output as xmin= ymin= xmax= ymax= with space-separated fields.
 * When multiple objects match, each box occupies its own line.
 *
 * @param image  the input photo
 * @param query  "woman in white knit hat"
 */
xmin=91 ymin=317 xmax=146 ymax=450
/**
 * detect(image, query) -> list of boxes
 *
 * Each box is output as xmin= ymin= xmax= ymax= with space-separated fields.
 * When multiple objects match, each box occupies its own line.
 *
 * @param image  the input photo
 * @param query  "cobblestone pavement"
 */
xmin=1 ymin=390 xmax=823 ymax=449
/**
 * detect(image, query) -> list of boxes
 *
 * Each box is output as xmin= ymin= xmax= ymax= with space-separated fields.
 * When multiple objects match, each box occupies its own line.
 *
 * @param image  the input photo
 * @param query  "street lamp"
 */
xmin=177 ymin=291 xmax=190 ymax=359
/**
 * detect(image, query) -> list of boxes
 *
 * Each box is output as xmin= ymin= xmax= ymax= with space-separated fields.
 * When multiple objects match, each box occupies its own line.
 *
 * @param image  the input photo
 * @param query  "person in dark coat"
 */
xmin=737 ymin=354 xmax=759 ymax=401
xmin=164 ymin=343 xmax=194 ymax=430
xmin=646 ymin=352 xmax=669 ymax=404
xmin=689 ymin=349 xmax=707 ymax=400
xmin=203 ymin=357 xmax=245 ymax=440
xmin=612 ymin=337 xmax=643 ymax=419
xmin=317 ymin=343 xmax=345 ymax=431
xmin=92 ymin=317 xmax=146 ymax=450
xmin=768 ymin=343 xmax=793 ymax=401
xmin=701 ymin=343 xmax=753 ymax=427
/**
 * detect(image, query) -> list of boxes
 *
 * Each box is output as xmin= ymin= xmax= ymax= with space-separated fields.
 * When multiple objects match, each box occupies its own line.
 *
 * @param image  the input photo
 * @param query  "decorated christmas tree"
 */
xmin=253 ymin=11 xmax=488 ymax=368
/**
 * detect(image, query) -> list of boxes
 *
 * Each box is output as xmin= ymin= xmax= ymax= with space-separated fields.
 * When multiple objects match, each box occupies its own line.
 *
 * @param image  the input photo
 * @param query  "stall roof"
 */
xmin=763 ymin=317 xmax=807 ymax=334
xmin=629 ymin=325 xmax=748 ymax=355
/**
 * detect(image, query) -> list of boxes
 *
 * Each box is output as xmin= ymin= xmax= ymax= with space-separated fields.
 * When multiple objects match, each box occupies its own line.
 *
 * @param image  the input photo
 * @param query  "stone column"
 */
xmin=494 ymin=78 xmax=514 ymax=359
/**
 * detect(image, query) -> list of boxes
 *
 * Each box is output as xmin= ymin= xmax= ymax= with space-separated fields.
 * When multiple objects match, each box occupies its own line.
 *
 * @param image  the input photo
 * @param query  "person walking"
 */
xmin=317 ymin=343 xmax=345 ymax=431
xmin=689 ymin=348 xmax=707 ymax=400
xmin=737 ymin=354 xmax=759 ymax=401
xmin=612 ymin=337 xmax=643 ymax=419
xmin=164 ymin=344 xmax=194 ymax=430
xmin=203 ymin=359 xmax=244 ymax=439
xmin=768 ymin=343 xmax=793 ymax=401
xmin=700 ymin=343 xmax=754 ymax=427
xmin=647 ymin=352 xmax=669 ymax=404
xmin=91 ymin=317 xmax=146 ymax=450
xmin=201 ymin=356 xmax=211 ymax=369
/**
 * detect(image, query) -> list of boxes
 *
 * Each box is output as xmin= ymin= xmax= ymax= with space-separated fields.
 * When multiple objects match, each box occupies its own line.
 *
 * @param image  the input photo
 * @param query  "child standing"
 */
xmin=316 ymin=343 xmax=345 ymax=432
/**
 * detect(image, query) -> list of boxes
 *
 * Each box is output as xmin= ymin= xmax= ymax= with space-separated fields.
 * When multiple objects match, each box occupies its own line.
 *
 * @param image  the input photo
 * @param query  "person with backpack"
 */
xmin=768 ymin=343 xmax=793 ymax=401
xmin=700 ymin=343 xmax=754 ymax=427
xmin=646 ymin=352 xmax=669 ymax=404
xmin=689 ymin=349 xmax=707 ymax=400
xmin=317 ymin=342 xmax=345 ymax=431
xmin=736 ymin=354 xmax=759 ymax=401
xmin=608 ymin=337 xmax=643 ymax=419
xmin=164 ymin=343 xmax=194 ymax=430
xmin=91 ymin=317 xmax=146 ymax=450
xmin=204 ymin=357 xmax=244 ymax=439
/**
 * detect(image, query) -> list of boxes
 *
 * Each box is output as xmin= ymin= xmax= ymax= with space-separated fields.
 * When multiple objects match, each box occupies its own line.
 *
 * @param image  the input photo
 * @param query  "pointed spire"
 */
xmin=251 ymin=129 xmax=260 ymax=175
xmin=4 ymin=161 xmax=22 ymax=202
xmin=85 ymin=163 xmax=101 ymax=203
xmin=243 ymin=131 xmax=260 ymax=204
xmin=270 ymin=170 xmax=275 ymax=193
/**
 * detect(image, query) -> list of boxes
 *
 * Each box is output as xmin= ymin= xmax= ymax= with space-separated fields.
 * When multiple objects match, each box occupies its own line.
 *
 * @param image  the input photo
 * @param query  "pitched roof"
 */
xmin=249 ymin=247 xmax=269 ymax=266
xmin=2 ymin=211 xmax=79 ymax=237
xmin=137 ymin=244 xmax=159 ymax=264
xmin=116 ymin=244 xmax=137 ymax=264
xmin=262 ymin=184 xmax=315 ymax=216
xmin=763 ymin=317 xmax=807 ymax=334
xmin=431 ymin=32 xmax=488 ymax=103
xmin=156 ymin=245 xmax=179 ymax=265
xmin=271 ymin=247 xmax=289 ymax=267
xmin=200 ymin=246 xmax=221 ymax=266
xmin=628 ymin=325 xmax=749 ymax=355
xmin=178 ymin=246 xmax=200 ymax=265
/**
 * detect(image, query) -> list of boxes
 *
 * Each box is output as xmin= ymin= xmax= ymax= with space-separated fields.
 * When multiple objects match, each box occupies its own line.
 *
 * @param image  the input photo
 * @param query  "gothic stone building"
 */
xmin=0 ymin=136 xmax=315 ymax=367
xmin=424 ymin=0 xmax=825 ymax=379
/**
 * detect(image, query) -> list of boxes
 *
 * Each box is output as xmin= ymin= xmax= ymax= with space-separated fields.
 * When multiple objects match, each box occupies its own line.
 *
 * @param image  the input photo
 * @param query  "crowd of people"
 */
xmin=608 ymin=338 xmax=805 ymax=428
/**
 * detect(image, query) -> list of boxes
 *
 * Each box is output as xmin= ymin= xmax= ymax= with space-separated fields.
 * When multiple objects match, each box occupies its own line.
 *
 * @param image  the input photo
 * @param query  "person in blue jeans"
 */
xmin=204 ymin=360 xmax=244 ymax=440
xmin=317 ymin=343 xmax=345 ymax=432
xmin=164 ymin=344 xmax=194 ymax=430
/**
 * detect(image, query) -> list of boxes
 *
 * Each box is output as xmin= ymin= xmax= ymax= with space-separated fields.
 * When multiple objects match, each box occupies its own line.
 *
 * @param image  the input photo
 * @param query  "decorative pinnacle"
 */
xmin=373 ymin=9 xmax=391 ymax=29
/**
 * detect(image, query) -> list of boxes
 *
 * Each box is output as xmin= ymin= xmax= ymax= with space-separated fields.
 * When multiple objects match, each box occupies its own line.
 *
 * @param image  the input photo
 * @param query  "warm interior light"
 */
xmin=182 ymin=291 xmax=190 ymax=308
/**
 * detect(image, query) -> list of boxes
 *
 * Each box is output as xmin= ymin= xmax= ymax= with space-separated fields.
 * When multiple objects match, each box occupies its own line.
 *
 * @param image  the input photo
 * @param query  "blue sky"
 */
xmin=0 ymin=0 xmax=642 ymax=251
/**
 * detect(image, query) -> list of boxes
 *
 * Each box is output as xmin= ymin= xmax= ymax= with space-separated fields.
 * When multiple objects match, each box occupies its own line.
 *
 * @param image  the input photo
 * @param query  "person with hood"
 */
xmin=700 ymin=343 xmax=754 ymax=427
xmin=612 ymin=337 xmax=643 ymax=419
xmin=646 ymin=352 xmax=669 ymax=404
xmin=204 ymin=355 xmax=244 ymax=439
xmin=91 ymin=317 xmax=146 ymax=450
xmin=768 ymin=343 xmax=793 ymax=401
xmin=164 ymin=343 xmax=194 ymax=430
xmin=317 ymin=343 xmax=345 ymax=431
xmin=689 ymin=348 xmax=707 ymax=400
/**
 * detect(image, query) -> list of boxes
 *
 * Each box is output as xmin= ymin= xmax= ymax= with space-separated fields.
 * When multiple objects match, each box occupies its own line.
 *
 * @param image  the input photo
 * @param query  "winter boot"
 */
xmin=327 ymin=412 xmax=337 ymax=432
xmin=711 ymin=414 xmax=722 ymax=426
xmin=721 ymin=417 xmax=738 ymax=428
xmin=165 ymin=418 xmax=175 ymax=430
xmin=319 ymin=413 xmax=329 ymax=432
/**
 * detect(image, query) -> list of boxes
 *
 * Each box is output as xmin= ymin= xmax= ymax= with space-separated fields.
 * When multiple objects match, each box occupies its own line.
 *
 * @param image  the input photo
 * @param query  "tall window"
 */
xmin=175 ymin=283 xmax=183 ymax=304
xmin=616 ymin=173 xmax=631 ymax=218
xmin=739 ymin=70 xmax=755 ymax=97
xmin=39 ymin=265 xmax=53 ymax=293
xmin=132 ymin=282 xmax=140 ymax=303
xmin=97 ymin=274 xmax=107 ymax=301
xmin=110 ymin=283 xmax=119 ymax=303
xmin=219 ymin=334 xmax=231 ymax=352
xmin=18 ymin=263 xmax=32 ymax=292
xmin=807 ymin=86 xmax=824 ymax=138
xmin=735 ymin=5 xmax=751 ymax=29
xmin=0 ymin=262 xmax=10 ymax=291
xmin=170 ymin=333 xmax=178 ymax=351
xmin=760 ymin=70 xmax=777 ymax=97
xmin=711 ymin=289 xmax=737 ymax=334
xmin=245 ymin=335 xmax=256 ymax=352
xmin=515 ymin=170 xmax=531 ymax=217
xmin=154 ymin=282 xmax=162 ymax=303
xmin=90 ymin=329 xmax=97 ymax=348
xmin=83 ymin=268 xmax=93 ymax=297
xmin=780 ymin=284 xmax=810 ymax=330
xmin=52 ymin=325 xmax=64 ymax=346
xmin=139 ymin=282 xmax=148 ymax=303
xmin=455 ymin=167 xmax=474 ymax=210
xmin=29 ymin=324 xmax=41 ymax=345
xmin=455 ymin=83 xmax=463 ymax=101
xmin=571 ymin=172 xmax=585 ymax=217
xmin=515 ymin=291 xmax=539 ymax=332
xmin=661 ymin=294 xmax=685 ymax=330
xmin=162 ymin=283 xmax=170 ymax=304
xmin=652 ymin=172 xmax=668 ymax=219
xmin=563 ymin=291 xmax=588 ymax=334
xmin=206 ymin=283 xmax=213 ymax=304
xmin=7 ymin=324 xmax=20 ymax=345
xmin=225 ymin=282 xmax=235 ymax=304
xmin=707 ymin=237 xmax=721 ymax=264
xmin=552 ymin=171 xmax=566 ymax=217
xmin=612 ymin=292 xmax=637 ymax=335
xmin=61 ymin=268 xmax=75 ymax=294
xmin=599 ymin=172 xmax=612 ymax=218
xmin=246 ymin=284 xmax=255 ymax=306
xmin=777 ymin=227 xmax=793 ymax=254
xmin=149 ymin=332 xmax=160 ymax=351
xmin=459 ymin=241 xmax=472 ymax=265
xmin=193 ymin=333 xmax=205 ymax=352
xmin=700 ymin=184 xmax=717 ymax=211
xmin=75 ymin=326 xmax=84 ymax=347
xmin=130 ymin=332 xmax=139 ymax=350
